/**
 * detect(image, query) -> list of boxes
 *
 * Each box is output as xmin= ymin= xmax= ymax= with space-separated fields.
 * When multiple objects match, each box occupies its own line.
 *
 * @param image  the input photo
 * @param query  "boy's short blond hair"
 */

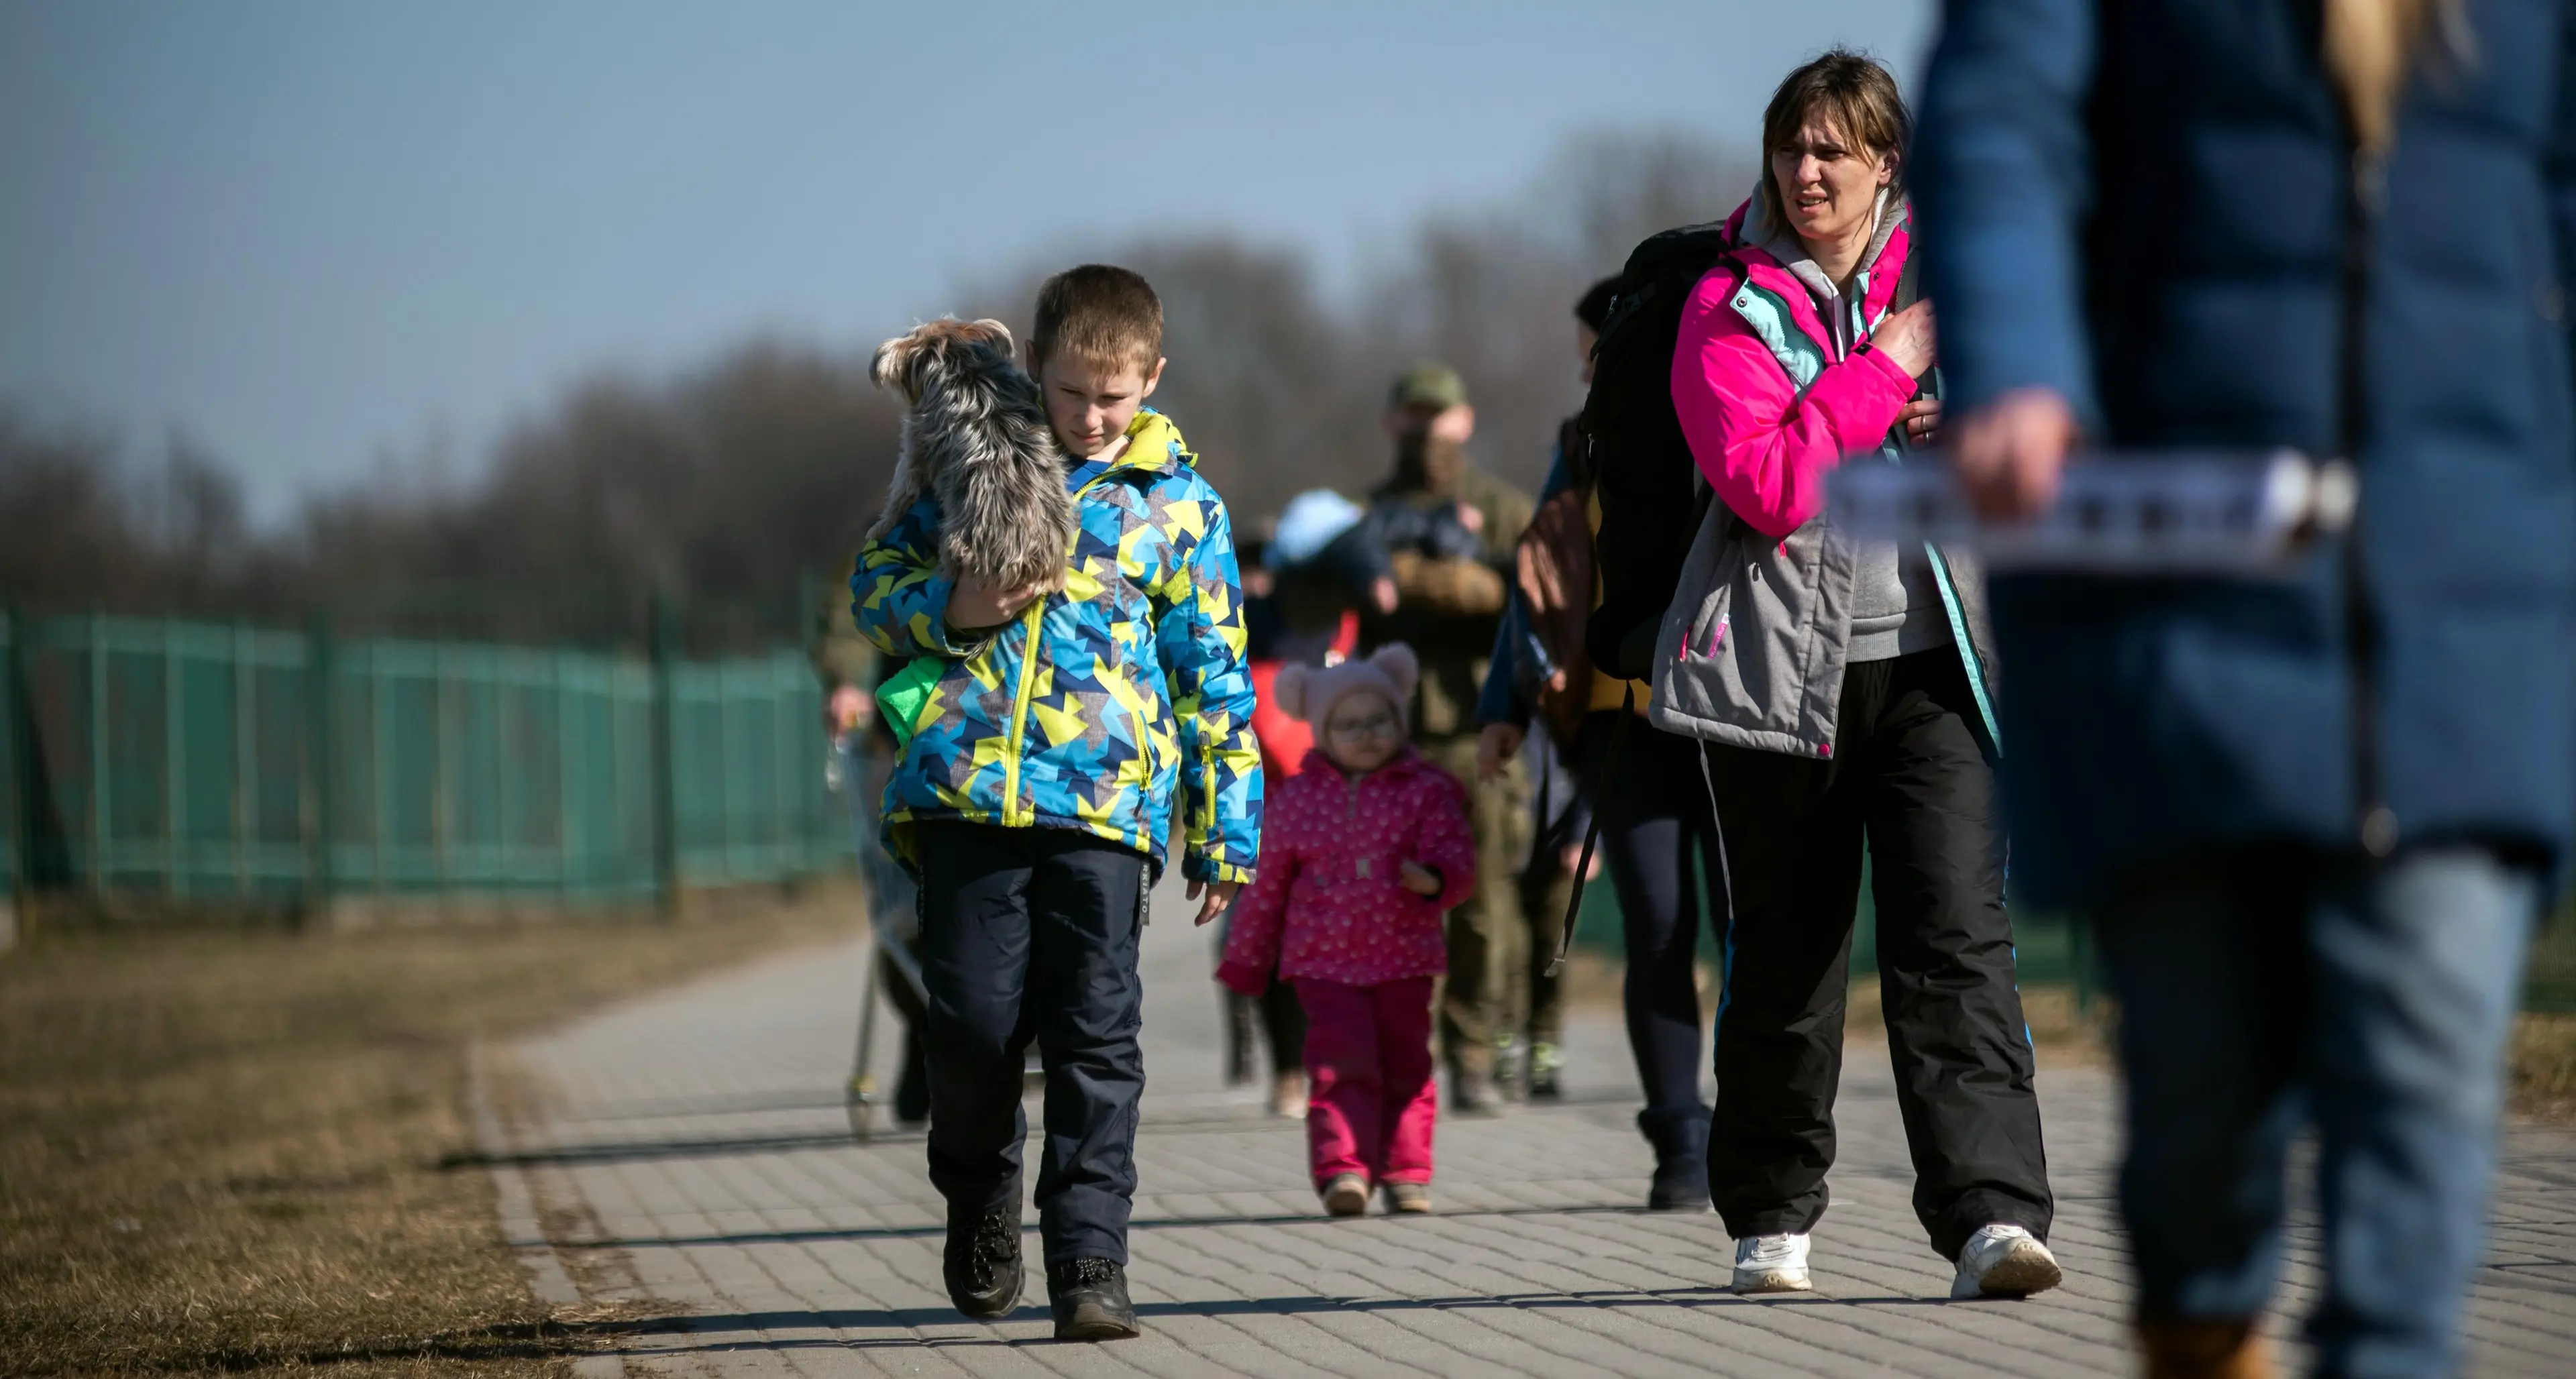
xmin=1030 ymin=264 xmax=1163 ymax=376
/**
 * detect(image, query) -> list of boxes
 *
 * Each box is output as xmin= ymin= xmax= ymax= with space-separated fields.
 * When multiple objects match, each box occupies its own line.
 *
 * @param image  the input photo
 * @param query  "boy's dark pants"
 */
xmin=912 ymin=820 xmax=1149 ymax=1267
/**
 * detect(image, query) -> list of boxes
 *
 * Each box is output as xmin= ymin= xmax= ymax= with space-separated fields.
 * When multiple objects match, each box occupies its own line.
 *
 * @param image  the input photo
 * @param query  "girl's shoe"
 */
xmin=1382 ymin=1181 xmax=1432 ymax=1214
xmin=1320 ymin=1173 xmax=1369 ymax=1217
xmin=1269 ymin=1070 xmax=1309 ymax=1119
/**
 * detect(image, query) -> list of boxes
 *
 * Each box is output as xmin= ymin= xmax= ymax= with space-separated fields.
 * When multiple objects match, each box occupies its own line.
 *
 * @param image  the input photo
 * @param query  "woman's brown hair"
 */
xmin=1756 ymin=49 xmax=1912 ymax=235
xmin=2323 ymin=0 xmax=2470 ymax=156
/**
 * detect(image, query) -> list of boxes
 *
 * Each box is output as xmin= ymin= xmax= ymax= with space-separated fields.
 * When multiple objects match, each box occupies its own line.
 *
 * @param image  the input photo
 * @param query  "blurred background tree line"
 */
xmin=0 ymin=132 xmax=1750 ymax=651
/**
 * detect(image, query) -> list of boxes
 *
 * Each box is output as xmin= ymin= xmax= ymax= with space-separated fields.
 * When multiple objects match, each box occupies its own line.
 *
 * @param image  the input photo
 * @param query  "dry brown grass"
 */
xmin=1570 ymin=956 xmax=2576 ymax=1118
xmin=1560 ymin=953 xmax=2113 ymax=1069
xmin=1841 ymin=975 xmax=2113 ymax=1070
xmin=0 ymin=883 xmax=865 ymax=1377
xmin=2510 ymin=1013 xmax=2576 ymax=1122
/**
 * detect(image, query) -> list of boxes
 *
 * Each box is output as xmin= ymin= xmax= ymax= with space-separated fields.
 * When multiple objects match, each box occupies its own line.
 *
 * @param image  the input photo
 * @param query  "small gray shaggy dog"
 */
xmin=867 ymin=317 xmax=1076 ymax=595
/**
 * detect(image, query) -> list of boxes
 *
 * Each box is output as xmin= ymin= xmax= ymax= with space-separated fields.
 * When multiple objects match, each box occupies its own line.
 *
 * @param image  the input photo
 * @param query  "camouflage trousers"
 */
xmin=1417 ymin=735 xmax=1532 ymax=1079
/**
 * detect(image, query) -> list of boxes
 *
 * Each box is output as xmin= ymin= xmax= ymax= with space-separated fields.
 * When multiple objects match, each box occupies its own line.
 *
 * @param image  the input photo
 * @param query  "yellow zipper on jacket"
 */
xmin=998 ymin=595 xmax=1048 ymax=826
xmin=998 ymin=462 xmax=1132 ymax=827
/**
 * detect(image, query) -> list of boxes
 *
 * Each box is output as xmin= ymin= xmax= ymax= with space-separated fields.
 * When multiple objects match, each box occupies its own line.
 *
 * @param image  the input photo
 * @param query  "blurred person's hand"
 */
xmin=827 ymin=684 xmax=873 ymax=735
xmin=1953 ymin=388 xmax=2081 ymax=521
xmin=949 ymin=576 xmax=1050 ymax=630
xmin=1189 ymin=878 xmax=1242 ymax=926
xmin=1898 ymin=397 xmax=1943 ymax=447
xmin=1870 ymin=299 xmax=1939 ymax=378
xmin=1398 ymin=861 xmax=1444 ymax=897
xmin=1454 ymin=500 xmax=1485 ymax=535
xmin=1371 ymin=575 xmax=1399 ymax=614
xmin=1558 ymin=842 xmax=1602 ymax=881
xmin=1478 ymin=722 xmax=1523 ymax=780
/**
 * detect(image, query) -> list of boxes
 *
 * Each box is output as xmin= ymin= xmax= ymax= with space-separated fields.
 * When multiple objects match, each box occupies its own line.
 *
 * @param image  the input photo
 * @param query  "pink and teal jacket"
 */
xmin=1672 ymin=198 xmax=1923 ymax=539
xmin=1643 ymin=195 xmax=2002 ymax=759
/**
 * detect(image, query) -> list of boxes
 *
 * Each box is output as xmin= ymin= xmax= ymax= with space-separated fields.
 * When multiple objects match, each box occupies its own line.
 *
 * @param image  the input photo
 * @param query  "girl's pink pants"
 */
xmin=1294 ymin=976 xmax=1438 ymax=1187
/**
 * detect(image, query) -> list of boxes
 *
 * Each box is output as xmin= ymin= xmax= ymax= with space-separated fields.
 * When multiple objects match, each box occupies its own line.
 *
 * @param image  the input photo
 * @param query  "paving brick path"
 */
xmin=478 ymin=871 xmax=2576 ymax=1376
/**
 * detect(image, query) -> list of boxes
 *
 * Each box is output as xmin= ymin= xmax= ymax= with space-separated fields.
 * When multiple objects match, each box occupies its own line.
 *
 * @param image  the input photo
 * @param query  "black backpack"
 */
xmin=1578 ymin=222 xmax=1741 ymax=682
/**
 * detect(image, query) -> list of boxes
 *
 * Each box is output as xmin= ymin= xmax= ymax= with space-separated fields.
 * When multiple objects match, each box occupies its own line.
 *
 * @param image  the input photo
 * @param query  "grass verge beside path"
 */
xmin=0 ymin=886 xmax=865 ymax=1377
xmin=2513 ymin=1013 xmax=2576 ymax=1121
xmin=1572 ymin=958 xmax=2573 ymax=1121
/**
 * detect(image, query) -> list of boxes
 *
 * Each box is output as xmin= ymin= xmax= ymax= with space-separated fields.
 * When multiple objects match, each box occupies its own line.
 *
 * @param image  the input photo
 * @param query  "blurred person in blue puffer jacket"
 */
xmin=1916 ymin=2 xmax=2576 ymax=1373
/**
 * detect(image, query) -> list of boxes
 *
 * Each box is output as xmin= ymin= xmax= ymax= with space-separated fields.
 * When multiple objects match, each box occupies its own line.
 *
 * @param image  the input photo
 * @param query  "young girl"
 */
xmin=1214 ymin=645 xmax=1476 ymax=1216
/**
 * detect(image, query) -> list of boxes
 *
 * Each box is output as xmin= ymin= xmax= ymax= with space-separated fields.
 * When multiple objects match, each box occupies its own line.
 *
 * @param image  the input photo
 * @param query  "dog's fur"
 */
xmin=867 ymin=318 xmax=1076 ymax=594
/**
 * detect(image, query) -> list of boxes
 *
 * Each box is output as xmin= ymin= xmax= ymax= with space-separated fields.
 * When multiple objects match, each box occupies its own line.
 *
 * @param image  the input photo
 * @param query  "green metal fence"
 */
xmin=1 ymin=610 xmax=843 ymax=912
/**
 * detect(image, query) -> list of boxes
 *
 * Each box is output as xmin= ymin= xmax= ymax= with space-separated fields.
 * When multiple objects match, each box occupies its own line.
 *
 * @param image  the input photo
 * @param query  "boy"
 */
xmin=851 ymin=264 xmax=1260 ymax=1340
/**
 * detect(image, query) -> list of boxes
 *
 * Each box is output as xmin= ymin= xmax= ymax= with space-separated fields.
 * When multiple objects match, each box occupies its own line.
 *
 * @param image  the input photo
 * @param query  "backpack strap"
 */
xmin=1880 ymin=241 xmax=1931 ymax=450
xmin=1890 ymin=239 xmax=1923 ymax=315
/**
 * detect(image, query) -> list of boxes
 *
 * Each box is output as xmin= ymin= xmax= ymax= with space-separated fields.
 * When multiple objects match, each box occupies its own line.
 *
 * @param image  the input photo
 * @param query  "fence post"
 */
xmin=88 ymin=608 xmax=108 ymax=905
xmin=553 ymin=650 xmax=574 ymax=903
xmin=792 ymin=586 xmax=813 ymax=880
xmin=303 ymin=612 xmax=335 ymax=930
xmin=233 ymin=620 xmax=251 ymax=900
xmin=649 ymin=591 xmax=681 ymax=918
xmin=431 ymin=641 xmax=451 ymax=897
xmin=4 ymin=604 xmax=29 ymax=946
xmin=162 ymin=618 xmax=180 ymax=898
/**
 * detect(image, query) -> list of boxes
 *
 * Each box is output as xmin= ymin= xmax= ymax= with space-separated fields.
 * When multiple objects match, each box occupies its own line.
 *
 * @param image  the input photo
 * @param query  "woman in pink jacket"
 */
xmin=1216 ymin=645 xmax=1476 ymax=1217
xmin=1659 ymin=50 xmax=2055 ymax=1302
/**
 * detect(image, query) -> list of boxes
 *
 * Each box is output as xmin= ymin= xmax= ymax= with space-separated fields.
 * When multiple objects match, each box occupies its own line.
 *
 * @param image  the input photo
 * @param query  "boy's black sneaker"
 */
xmin=942 ymin=1203 xmax=1023 ymax=1319
xmin=1046 ymin=1258 xmax=1139 ymax=1341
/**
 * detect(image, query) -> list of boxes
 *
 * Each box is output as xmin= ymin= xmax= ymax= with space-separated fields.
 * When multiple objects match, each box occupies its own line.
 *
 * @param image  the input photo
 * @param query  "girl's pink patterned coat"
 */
xmin=1216 ymin=747 xmax=1476 ymax=991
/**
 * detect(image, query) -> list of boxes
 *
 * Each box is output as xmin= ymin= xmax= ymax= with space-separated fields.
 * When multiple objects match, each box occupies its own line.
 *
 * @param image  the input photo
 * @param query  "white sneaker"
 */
xmin=1950 ymin=1223 xmax=2062 ymax=1299
xmin=1732 ymin=1232 xmax=1813 ymax=1293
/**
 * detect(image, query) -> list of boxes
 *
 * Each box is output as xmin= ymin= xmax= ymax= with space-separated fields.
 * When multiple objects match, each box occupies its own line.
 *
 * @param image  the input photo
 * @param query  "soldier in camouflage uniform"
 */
xmin=1364 ymin=363 xmax=1537 ymax=1114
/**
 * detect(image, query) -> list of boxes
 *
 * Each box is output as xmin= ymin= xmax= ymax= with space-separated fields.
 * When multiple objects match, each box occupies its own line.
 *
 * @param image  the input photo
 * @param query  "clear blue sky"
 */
xmin=0 ymin=1 xmax=1931 ymax=524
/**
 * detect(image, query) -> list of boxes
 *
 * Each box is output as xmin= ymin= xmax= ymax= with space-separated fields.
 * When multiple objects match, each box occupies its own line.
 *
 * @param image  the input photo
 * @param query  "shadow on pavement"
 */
xmin=567 ymin=1201 xmax=1713 ymax=1252
xmin=450 ymin=1089 xmax=1651 ymax=1170
xmin=608 ymin=1288 xmax=1970 ymax=1354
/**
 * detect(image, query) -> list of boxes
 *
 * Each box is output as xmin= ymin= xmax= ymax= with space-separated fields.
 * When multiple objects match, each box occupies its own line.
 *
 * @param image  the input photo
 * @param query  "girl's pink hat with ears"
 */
xmin=1273 ymin=644 xmax=1419 ymax=735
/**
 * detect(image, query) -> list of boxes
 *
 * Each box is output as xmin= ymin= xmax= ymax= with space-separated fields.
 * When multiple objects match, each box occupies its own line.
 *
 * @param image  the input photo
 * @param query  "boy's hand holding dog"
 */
xmin=948 ymin=575 xmax=1053 ymax=630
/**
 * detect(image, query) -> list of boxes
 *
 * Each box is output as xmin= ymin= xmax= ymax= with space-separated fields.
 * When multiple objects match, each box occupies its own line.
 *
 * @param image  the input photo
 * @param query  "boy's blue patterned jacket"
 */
xmin=851 ymin=409 xmax=1262 ymax=883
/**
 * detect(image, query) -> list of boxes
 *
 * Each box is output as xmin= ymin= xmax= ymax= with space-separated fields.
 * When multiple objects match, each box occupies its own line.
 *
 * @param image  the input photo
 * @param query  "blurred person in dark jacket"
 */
xmin=812 ymin=567 xmax=928 ymax=1127
xmin=1367 ymin=363 xmax=1538 ymax=1114
xmin=1917 ymin=2 xmax=2575 ymax=1374
xmin=1480 ymin=277 xmax=1724 ymax=1203
xmin=1470 ymin=278 xmax=1620 ymax=1109
xmin=1228 ymin=534 xmax=1326 ymax=1120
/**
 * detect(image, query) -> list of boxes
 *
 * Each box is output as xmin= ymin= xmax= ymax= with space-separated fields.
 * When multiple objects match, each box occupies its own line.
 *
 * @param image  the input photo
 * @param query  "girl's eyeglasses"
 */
xmin=1325 ymin=711 xmax=1401 ymax=741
